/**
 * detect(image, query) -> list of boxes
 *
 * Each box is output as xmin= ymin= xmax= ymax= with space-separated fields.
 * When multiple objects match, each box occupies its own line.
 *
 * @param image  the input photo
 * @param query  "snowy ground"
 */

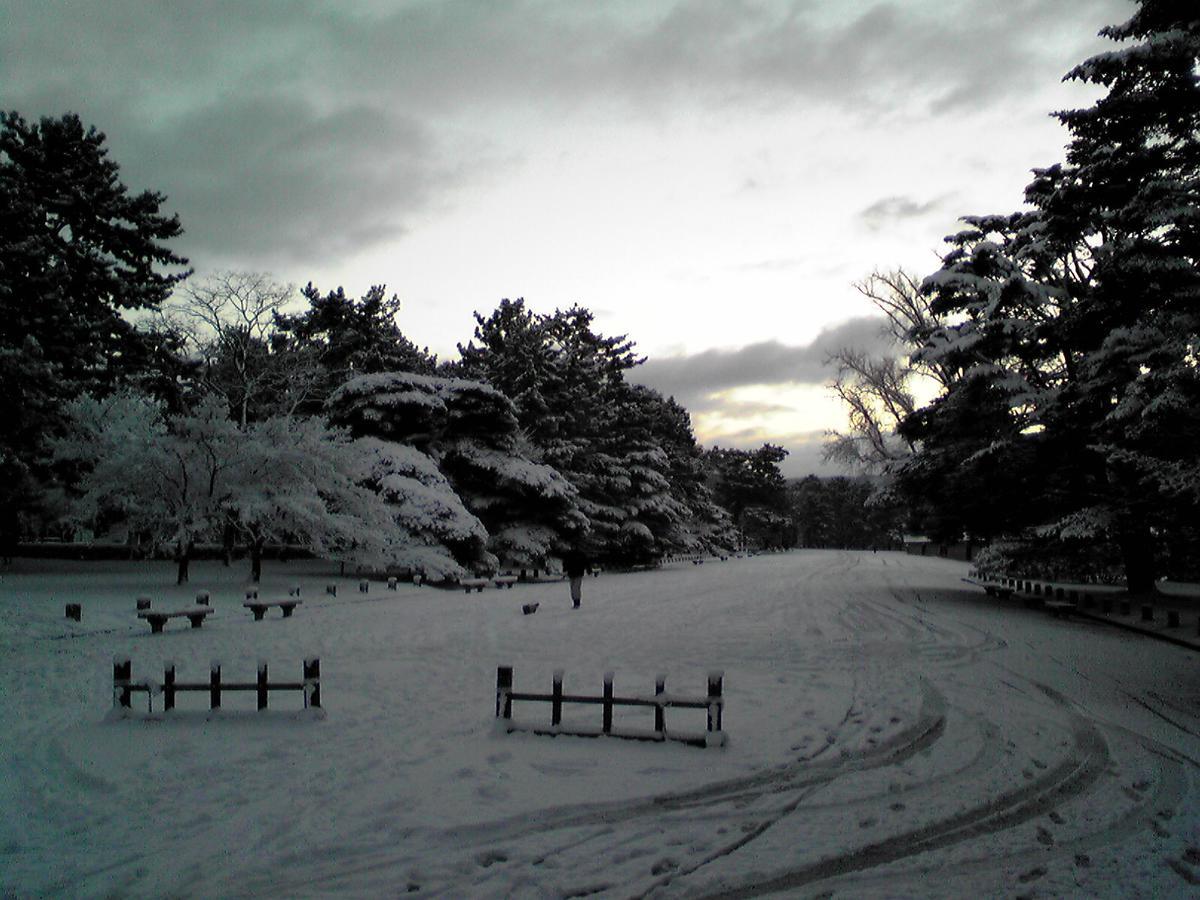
xmin=2 ymin=550 xmax=1198 ymax=898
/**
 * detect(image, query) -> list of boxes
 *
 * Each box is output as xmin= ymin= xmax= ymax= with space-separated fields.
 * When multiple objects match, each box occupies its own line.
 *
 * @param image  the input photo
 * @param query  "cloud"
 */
xmin=0 ymin=0 xmax=1132 ymax=266
xmin=632 ymin=315 xmax=896 ymax=410
xmin=859 ymin=194 xmax=951 ymax=231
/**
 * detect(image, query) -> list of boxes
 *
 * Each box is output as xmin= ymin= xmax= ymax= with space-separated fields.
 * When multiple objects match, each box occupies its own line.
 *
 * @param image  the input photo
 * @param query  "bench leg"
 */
xmin=252 ymin=608 xmax=265 ymax=621
xmin=282 ymin=605 xmax=295 ymax=618
xmin=149 ymin=618 xmax=165 ymax=633
xmin=188 ymin=614 xmax=205 ymax=628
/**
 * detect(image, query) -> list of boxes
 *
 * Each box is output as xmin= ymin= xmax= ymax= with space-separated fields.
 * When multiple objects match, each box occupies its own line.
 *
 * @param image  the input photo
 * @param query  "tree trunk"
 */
xmin=250 ymin=539 xmax=264 ymax=584
xmin=1118 ymin=514 xmax=1156 ymax=595
xmin=176 ymin=541 xmax=192 ymax=585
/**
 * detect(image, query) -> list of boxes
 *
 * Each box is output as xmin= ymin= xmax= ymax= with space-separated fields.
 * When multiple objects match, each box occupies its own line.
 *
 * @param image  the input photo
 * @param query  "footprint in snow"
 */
xmin=1049 ymin=811 xmax=1065 ymax=825
xmin=1036 ymin=826 xmax=1054 ymax=846
xmin=650 ymin=858 xmax=678 ymax=875
xmin=476 ymin=850 xmax=508 ymax=868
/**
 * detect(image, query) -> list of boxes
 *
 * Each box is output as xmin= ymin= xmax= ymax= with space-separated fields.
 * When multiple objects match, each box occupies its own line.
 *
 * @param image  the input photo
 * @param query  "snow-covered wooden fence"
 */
xmin=112 ymin=658 xmax=321 ymax=712
xmin=495 ymin=667 xmax=724 ymax=748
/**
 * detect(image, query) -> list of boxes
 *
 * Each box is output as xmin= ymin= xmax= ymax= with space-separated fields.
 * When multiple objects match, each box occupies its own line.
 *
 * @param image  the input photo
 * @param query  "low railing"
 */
xmin=496 ymin=666 xmax=724 ymax=748
xmin=112 ymin=658 xmax=321 ymax=712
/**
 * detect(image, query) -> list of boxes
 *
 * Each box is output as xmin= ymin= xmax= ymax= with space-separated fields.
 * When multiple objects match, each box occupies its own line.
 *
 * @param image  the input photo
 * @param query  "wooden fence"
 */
xmin=495 ymin=666 xmax=724 ymax=748
xmin=112 ymin=658 xmax=321 ymax=713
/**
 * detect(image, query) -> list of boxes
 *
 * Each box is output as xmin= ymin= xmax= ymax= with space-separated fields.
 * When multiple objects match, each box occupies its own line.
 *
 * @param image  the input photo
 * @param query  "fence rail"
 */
xmin=112 ymin=658 xmax=321 ymax=713
xmin=496 ymin=666 xmax=723 ymax=748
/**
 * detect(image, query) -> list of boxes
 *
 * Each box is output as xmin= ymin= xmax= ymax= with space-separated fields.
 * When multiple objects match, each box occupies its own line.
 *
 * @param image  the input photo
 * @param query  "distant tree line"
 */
xmin=827 ymin=1 xmax=1200 ymax=589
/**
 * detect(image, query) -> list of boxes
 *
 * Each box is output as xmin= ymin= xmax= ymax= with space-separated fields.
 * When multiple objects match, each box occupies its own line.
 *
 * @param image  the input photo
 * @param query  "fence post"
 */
xmin=552 ymin=670 xmax=564 ymax=727
xmin=359 ymin=579 xmax=369 ymax=593
xmin=113 ymin=658 xmax=132 ymax=709
xmin=65 ymin=603 xmax=82 ymax=621
xmin=496 ymin=666 xmax=513 ymax=719
xmin=164 ymin=662 xmax=176 ymax=711
xmin=326 ymin=584 xmax=337 ymax=597
xmin=707 ymin=671 xmax=724 ymax=733
xmin=257 ymin=661 xmax=269 ymax=710
xmin=655 ymin=675 xmax=666 ymax=734
xmin=210 ymin=662 xmax=222 ymax=710
xmin=304 ymin=658 xmax=321 ymax=709
xmin=603 ymin=672 xmax=614 ymax=734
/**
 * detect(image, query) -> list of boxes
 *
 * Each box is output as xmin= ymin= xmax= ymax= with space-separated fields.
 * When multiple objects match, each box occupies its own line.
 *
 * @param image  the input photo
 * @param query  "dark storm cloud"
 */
xmin=633 ymin=315 xmax=895 ymax=410
xmin=1 ymin=0 xmax=1132 ymax=265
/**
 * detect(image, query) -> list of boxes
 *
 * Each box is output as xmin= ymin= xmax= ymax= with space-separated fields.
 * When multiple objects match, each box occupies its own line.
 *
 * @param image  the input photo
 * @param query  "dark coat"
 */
xmin=562 ymin=550 xmax=589 ymax=579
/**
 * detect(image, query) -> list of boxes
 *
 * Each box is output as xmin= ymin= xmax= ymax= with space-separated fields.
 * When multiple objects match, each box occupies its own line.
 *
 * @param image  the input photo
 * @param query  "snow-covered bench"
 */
xmin=461 ymin=578 xmax=488 ymax=593
xmin=494 ymin=575 xmax=518 ymax=589
xmin=137 ymin=607 xmax=212 ymax=633
xmin=244 ymin=599 xmax=302 ymax=620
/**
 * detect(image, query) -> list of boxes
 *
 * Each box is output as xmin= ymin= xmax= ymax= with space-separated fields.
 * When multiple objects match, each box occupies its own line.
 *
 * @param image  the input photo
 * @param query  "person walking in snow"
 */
xmin=562 ymin=547 xmax=589 ymax=609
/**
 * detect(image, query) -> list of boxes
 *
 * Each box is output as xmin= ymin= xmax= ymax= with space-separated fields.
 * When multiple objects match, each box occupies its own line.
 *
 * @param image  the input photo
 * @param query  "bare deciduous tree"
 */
xmin=824 ymin=269 xmax=952 ymax=474
xmin=162 ymin=271 xmax=323 ymax=424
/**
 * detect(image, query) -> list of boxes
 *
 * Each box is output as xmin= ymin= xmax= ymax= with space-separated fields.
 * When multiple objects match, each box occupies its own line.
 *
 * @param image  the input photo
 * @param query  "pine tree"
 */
xmin=274 ymin=282 xmax=437 ymax=414
xmin=901 ymin=1 xmax=1200 ymax=589
xmin=328 ymin=371 xmax=583 ymax=576
xmin=1 ymin=112 xmax=189 ymax=532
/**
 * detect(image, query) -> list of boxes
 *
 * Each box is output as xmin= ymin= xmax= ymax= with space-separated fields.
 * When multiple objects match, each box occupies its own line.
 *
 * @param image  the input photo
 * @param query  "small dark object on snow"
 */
xmin=244 ymin=599 xmax=302 ymax=620
xmin=65 ymin=603 xmax=81 ymax=621
xmin=522 ymin=602 xmax=539 ymax=615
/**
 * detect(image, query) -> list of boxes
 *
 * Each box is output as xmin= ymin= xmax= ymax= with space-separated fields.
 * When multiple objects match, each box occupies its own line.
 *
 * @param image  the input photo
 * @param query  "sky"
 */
xmin=1 ymin=0 xmax=1133 ymax=476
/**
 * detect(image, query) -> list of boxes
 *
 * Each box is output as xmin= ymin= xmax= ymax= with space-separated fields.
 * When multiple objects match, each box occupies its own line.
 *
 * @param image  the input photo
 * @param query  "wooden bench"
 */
xmin=244 ymin=599 xmax=302 ymax=621
xmin=494 ymin=575 xmax=518 ymax=589
xmin=461 ymin=578 xmax=488 ymax=593
xmin=137 ymin=607 xmax=212 ymax=633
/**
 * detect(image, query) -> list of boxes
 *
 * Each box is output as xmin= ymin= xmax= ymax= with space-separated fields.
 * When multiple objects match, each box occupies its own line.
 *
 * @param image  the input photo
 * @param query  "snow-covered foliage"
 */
xmin=896 ymin=1 xmax=1200 ymax=587
xmin=350 ymin=437 xmax=485 ymax=582
xmin=330 ymin=370 xmax=586 ymax=573
xmin=56 ymin=393 xmax=410 ymax=582
xmin=57 ymin=393 xmax=240 ymax=568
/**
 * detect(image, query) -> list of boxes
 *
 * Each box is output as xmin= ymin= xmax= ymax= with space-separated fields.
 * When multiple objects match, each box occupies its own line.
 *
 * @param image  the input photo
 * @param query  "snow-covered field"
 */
xmin=2 ymin=550 xmax=1198 ymax=897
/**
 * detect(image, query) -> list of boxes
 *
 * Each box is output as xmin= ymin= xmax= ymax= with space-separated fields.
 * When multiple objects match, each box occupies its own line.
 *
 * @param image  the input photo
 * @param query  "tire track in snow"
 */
xmin=691 ymin=682 xmax=1110 ymax=899
xmin=258 ymin=682 xmax=948 ymax=896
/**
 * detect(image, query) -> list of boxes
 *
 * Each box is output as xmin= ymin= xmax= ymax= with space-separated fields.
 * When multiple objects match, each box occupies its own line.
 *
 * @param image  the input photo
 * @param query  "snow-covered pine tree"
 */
xmin=328 ymin=371 xmax=583 ymax=576
xmin=901 ymin=0 xmax=1200 ymax=589
xmin=274 ymin=283 xmax=438 ymax=416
